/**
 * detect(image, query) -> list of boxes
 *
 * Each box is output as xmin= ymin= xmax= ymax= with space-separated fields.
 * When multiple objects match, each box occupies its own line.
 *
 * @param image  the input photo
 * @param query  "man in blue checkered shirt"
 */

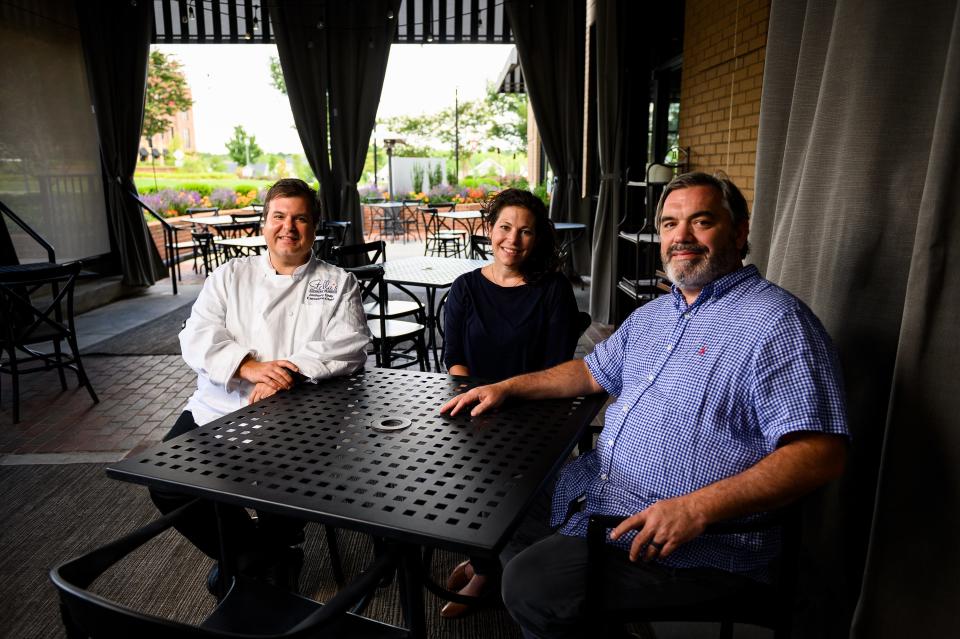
xmin=442 ymin=172 xmax=849 ymax=638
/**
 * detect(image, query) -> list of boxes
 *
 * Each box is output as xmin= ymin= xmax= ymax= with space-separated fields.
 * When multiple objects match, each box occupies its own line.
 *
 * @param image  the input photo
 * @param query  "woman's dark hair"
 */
xmin=483 ymin=188 xmax=559 ymax=284
xmin=263 ymin=178 xmax=320 ymax=225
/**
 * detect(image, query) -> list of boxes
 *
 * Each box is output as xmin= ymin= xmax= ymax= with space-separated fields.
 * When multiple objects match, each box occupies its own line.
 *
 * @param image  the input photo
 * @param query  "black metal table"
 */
xmin=383 ymin=257 xmax=489 ymax=371
xmin=107 ymin=368 xmax=605 ymax=637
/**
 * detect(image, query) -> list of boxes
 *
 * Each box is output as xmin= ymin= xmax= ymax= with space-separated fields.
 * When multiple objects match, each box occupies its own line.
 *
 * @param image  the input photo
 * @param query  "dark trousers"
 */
xmin=149 ymin=411 xmax=305 ymax=567
xmin=500 ymin=496 xmax=758 ymax=639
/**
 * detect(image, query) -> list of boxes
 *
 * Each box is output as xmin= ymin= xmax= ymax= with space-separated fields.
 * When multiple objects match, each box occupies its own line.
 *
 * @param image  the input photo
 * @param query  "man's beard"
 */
xmin=663 ymin=239 xmax=742 ymax=292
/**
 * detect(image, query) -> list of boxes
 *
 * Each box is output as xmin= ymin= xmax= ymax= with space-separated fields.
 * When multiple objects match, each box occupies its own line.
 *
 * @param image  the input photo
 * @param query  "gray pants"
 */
xmin=500 ymin=506 xmax=759 ymax=639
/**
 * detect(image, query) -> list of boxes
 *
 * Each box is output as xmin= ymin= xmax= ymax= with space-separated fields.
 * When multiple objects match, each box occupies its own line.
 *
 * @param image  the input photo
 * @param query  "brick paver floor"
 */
xmin=0 ymin=355 xmax=195 ymax=456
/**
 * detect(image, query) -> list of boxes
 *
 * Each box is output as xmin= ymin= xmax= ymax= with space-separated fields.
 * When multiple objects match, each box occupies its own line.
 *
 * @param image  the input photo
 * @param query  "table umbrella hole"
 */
xmin=371 ymin=417 xmax=412 ymax=432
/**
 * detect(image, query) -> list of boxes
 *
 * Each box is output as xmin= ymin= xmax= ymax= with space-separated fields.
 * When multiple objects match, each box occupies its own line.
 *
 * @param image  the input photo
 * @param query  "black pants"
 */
xmin=149 ymin=411 xmax=305 ymax=567
xmin=499 ymin=495 xmax=758 ymax=639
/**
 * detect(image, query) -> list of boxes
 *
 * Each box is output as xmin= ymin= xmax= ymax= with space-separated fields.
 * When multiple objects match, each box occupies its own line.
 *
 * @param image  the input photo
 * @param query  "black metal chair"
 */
xmin=0 ymin=261 xmax=98 ymax=423
xmin=192 ymin=230 xmax=220 ymax=275
xmin=317 ymin=220 xmax=351 ymax=262
xmin=585 ymin=505 xmax=802 ymax=639
xmin=50 ymin=500 xmax=407 ymax=639
xmin=334 ymin=241 xmax=425 ymax=324
xmin=469 ymin=234 xmax=492 ymax=260
xmin=418 ymin=207 xmax=463 ymax=257
xmin=343 ymin=263 xmax=428 ymax=371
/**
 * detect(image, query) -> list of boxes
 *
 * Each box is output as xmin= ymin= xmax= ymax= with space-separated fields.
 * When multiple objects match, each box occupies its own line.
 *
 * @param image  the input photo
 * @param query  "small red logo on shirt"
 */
xmin=698 ymin=345 xmax=707 ymax=355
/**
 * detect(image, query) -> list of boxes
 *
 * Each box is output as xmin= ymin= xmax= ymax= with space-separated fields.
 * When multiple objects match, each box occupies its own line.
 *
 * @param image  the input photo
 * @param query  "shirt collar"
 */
xmin=670 ymin=264 xmax=760 ymax=310
xmin=259 ymin=253 xmax=314 ymax=279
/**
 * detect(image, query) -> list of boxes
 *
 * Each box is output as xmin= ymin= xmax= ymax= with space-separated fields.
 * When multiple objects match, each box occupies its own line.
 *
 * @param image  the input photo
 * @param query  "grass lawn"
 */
xmin=134 ymin=174 xmax=274 ymax=192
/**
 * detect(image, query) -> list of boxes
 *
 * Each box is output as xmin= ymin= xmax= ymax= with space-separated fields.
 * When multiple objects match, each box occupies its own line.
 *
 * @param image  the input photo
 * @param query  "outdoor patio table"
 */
xmin=369 ymin=202 xmax=413 ymax=240
xmin=436 ymin=210 xmax=484 ymax=244
xmin=190 ymin=215 xmax=238 ymax=228
xmin=383 ymin=256 xmax=489 ymax=370
xmin=106 ymin=367 xmax=606 ymax=638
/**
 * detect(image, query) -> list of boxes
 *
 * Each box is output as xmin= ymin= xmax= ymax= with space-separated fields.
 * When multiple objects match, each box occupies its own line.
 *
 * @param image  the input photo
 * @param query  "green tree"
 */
xmin=142 ymin=51 xmax=193 ymax=145
xmin=269 ymin=56 xmax=286 ymax=94
xmin=225 ymin=125 xmax=264 ymax=165
xmin=377 ymin=82 xmax=528 ymax=163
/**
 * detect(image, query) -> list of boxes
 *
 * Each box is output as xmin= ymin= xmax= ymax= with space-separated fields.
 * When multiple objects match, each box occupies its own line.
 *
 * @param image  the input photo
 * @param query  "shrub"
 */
xmin=358 ymin=184 xmax=386 ymax=202
xmin=532 ymin=182 xmax=551 ymax=206
xmin=177 ymin=182 xmax=214 ymax=197
xmin=426 ymin=184 xmax=461 ymax=204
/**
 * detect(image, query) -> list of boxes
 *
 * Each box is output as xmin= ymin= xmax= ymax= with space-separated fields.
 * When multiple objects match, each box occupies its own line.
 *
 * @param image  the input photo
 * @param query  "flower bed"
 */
xmin=139 ymin=186 xmax=267 ymax=217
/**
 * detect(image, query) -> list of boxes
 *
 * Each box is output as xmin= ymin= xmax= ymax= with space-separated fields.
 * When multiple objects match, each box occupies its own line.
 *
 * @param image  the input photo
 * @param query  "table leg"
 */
xmin=397 ymin=544 xmax=427 ymax=639
xmin=425 ymin=287 xmax=441 ymax=371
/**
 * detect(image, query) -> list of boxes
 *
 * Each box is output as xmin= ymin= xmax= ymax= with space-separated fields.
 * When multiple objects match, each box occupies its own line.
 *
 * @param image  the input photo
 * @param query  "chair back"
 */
xmin=185 ymin=206 xmax=219 ymax=218
xmin=0 ymin=262 xmax=79 ymax=346
xmin=470 ymin=235 xmax=492 ymax=260
xmin=317 ymin=221 xmax=351 ymax=261
xmin=218 ymin=221 xmax=260 ymax=239
xmin=343 ymin=264 xmax=388 ymax=365
xmin=333 ymin=240 xmax=385 ymax=267
xmin=50 ymin=499 xmax=405 ymax=638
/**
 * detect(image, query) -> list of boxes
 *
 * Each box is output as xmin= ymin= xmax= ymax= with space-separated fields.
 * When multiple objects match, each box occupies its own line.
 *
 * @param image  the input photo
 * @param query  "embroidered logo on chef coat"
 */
xmin=306 ymin=278 xmax=337 ymax=303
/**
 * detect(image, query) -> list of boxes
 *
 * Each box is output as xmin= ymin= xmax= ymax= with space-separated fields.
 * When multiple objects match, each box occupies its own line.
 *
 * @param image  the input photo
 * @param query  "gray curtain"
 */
xmin=589 ymin=0 xmax=627 ymax=324
xmin=504 ymin=0 xmax=589 ymax=274
xmin=752 ymin=1 xmax=960 ymax=636
xmin=75 ymin=0 xmax=164 ymax=286
xmin=271 ymin=0 xmax=399 ymax=245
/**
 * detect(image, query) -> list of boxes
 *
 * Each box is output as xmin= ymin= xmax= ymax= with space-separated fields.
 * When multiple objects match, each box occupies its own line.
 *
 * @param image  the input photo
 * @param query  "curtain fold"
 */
xmin=504 ymin=0 xmax=589 ymax=274
xmin=75 ymin=0 xmax=164 ymax=286
xmin=271 ymin=0 xmax=399 ymax=244
xmin=752 ymin=1 xmax=960 ymax=636
xmin=270 ymin=1 xmax=334 ymax=220
xmin=325 ymin=0 xmax=401 ymax=245
xmin=589 ymin=0 xmax=626 ymax=324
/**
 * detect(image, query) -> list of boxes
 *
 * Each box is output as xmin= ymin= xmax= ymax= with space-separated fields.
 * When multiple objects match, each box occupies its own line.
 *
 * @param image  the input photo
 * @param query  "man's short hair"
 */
xmin=655 ymin=171 xmax=751 ymax=258
xmin=263 ymin=178 xmax=320 ymax=225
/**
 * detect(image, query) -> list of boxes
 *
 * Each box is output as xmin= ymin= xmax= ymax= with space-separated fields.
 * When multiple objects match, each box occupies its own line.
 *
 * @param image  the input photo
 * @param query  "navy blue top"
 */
xmin=442 ymin=268 xmax=580 ymax=381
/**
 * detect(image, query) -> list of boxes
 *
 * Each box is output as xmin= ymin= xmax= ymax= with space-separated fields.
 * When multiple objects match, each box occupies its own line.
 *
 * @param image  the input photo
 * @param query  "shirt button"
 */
xmin=288 ymin=311 xmax=294 ymax=317
xmin=607 ymin=439 xmax=614 ymax=446
xmin=666 ymin=344 xmax=673 ymax=351
xmin=683 ymin=312 xmax=690 ymax=319
xmin=621 ymin=405 xmax=628 ymax=413
xmin=647 ymin=374 xmax=654 ymax=381
xmin=600 ymin=473 xmax=608 ymax=481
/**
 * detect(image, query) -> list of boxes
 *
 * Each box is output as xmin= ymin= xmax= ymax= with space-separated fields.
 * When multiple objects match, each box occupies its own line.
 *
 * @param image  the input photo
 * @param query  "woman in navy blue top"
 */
xmin=440 ymin=187 xmax=580 ymax=617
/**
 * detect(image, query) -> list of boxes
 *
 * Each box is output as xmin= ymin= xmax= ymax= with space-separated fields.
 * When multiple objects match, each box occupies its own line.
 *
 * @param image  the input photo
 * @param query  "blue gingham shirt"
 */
xmin=552 ymin=265 xmax=848 ymax=579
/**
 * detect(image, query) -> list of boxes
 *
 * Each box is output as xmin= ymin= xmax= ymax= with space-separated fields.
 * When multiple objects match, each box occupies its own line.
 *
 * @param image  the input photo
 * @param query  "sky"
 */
xmin=155 ymin=43 xmax=515 ymax=155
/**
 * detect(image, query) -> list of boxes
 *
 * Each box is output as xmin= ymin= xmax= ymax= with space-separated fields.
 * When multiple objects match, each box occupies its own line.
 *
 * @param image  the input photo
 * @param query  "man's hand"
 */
xmin=249 ymin=382 xmax=281 ymax=404
xmin=237 ymin=357 xmax=299 ymax=391
xmin=609 ymin=495 xmax=708 ymax=562
xmin=440 ymin=383 xmax=509 ymax=417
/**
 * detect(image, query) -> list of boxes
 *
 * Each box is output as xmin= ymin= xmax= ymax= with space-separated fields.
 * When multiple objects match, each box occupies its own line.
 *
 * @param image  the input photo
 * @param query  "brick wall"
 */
xmin=678 ymin=0 xmax=770 ymax=206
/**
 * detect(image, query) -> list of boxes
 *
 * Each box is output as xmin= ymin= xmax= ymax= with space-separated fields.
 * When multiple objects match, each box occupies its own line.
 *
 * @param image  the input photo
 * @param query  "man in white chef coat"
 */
xmin=151 ymin=178 xmax=371 ymax=593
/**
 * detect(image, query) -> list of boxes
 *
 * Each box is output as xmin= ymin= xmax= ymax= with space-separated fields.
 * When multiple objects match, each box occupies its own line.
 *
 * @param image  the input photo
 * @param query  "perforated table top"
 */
xmin=382 ymin=257 xmax=490 ymax=288
xmin=108 ymin=368 xmax=605 ymax=553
